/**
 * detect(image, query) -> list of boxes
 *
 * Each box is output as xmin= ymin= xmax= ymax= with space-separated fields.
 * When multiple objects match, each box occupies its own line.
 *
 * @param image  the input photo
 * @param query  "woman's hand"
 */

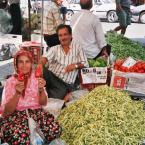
xmin=38 ymin=78 xmax=46 ymax=90
xmin=15 ymin=81 xmax=25 ymax=94
xmin=37 ymin=78 xmax=47 ymax=105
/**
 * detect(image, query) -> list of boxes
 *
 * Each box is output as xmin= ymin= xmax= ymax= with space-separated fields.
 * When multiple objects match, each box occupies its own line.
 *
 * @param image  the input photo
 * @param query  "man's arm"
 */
xmin=94 ymin=17 xmax=107 ymax=56
xmin=52 ymin=8 xmax=64 ymax=27
xmin=65 ymin=44 xmax=88 ymax=72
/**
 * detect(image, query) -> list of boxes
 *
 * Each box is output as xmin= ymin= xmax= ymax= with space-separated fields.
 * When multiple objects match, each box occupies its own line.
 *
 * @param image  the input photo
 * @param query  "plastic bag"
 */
xmin=0 ymin=9 xmax=12 ymax=34
xmin=26 ymin=110 xmax=45 ymax=145
xmin=49 ymin=138 xmax=67 ymax=145
xmin=42 ymin=98 xmax=65 ymax=118
xmin=65 ymin=90 xmax=89 ymax=106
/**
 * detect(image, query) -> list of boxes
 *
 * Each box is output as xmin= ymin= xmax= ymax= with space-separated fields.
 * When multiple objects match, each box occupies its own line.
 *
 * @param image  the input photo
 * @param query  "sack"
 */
xmin=42 ymin=98 xmax=65 ymax=118
xmin=26 ymin=110 xmax=45 ymax=145
xmin=111 ymin=70 xmax=145 ymax=95
xmin=65 ymin=90 xmax=89 ymax=106
xmin=0 ymin=43 xmax=18 ymax=61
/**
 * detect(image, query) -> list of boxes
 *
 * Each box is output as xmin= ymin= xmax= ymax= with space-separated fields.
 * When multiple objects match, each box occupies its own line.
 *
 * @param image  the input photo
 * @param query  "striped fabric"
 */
xmin=44 ymin=40 xmax=88 ymax=84
xmin=43 ymin=1 xmax=63 ymax=35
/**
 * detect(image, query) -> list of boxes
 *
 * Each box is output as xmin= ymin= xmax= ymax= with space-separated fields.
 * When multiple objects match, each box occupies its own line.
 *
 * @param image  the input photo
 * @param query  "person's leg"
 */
xmin=121 ymin=26 xmax=127 ymax=35
xmin=114 ymin=26 xmax=122 ymax=32
xmin=30 ymin=108 xmax=61 ymax=143
xmin=0 ymin=110 xmax=30 ymax=144
xmin=10 ymin=4 xmax=22 ymax=34
xmin=43 ymin=67 xmax=68 ymax=99
xmin=121 ymin=7 xmax=131 ymax=35
xmin=114 ymin=9 xmax=126 ymax=34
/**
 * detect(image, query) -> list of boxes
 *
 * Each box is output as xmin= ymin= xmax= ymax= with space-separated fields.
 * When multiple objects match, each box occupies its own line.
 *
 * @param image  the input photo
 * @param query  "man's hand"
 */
xmin=116 ymin=4 xmax=122 ymax=11
xmin=15 ymin=81 xmax=25 ymax=94
xmin=39 ymin=57 xmax=48 ymax=65
xmin=101 ymin=47 xmax=109 ymax=58
xmin=65 ymin=64 xmax=76 ymax=73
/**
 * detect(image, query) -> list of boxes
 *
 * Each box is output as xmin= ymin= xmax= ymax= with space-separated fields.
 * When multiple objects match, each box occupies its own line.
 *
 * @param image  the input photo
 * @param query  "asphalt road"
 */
xmin=102 ymin=22 xmax=145 ymax=45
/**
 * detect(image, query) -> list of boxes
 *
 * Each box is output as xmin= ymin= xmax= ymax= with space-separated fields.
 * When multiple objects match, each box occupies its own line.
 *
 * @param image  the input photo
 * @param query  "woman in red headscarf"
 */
xmin=0 ymin=50 xmax=61 ymax=144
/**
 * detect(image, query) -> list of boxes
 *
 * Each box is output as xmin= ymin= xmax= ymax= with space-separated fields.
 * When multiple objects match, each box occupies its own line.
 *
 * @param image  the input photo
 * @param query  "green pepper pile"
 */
xmin=106 ymin=32 xmax=145 ymax=61
xmin=58 ymin=86 xmax=145 ymax=145
xmin=88 ymin=57 xmax=107 ymax=67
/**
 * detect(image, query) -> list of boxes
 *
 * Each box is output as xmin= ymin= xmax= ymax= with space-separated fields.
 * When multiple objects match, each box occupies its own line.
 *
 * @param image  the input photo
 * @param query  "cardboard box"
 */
xmin=80 ymin=67 xmax=109 ymax=91
xmin=111 ymin=70 xmax=145 ymax=95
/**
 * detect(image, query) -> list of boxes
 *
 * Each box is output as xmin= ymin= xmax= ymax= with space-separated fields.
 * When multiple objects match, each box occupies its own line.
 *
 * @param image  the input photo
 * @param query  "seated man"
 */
xmin=40 ymin=24 xmax=88 ymax=100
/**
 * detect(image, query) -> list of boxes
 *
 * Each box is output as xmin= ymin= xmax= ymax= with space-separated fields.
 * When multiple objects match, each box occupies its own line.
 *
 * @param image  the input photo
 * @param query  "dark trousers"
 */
xmin=44 ymin=33 xmax=60 ymax=48
xmin=43 ymin=67 xmax=76 ymax=100
xmin=9 ymin=3 xmax=22 ymax=35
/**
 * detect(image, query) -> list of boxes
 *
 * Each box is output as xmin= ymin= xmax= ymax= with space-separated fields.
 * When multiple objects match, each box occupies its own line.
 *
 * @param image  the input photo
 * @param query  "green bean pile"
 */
xmin=106 ymin=32 xmax=145 ymax=61
xmin=57 ymin=86 xmax=145 ymax=145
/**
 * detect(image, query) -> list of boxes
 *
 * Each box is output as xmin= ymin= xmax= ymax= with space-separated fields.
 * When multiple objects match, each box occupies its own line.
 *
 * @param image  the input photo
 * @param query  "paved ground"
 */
xmin=102 ymin=22 xmax=145 ymax=45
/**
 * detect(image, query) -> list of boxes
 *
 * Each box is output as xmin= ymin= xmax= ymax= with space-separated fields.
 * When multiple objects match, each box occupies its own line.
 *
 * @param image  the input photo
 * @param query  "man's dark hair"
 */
xmin=56 ymin=24 xmax=72 ymax=35
xmin=80 ymin=0 xmax=92 ymax=10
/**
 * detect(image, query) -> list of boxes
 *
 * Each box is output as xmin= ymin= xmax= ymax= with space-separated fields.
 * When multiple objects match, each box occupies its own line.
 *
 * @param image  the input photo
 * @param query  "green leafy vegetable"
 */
xmin=106 ymin=32 xmax=145 ymax=61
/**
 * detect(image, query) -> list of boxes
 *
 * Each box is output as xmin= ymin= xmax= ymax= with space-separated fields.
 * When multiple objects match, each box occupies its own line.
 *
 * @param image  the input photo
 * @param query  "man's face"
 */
xmin=56 ymin=0 xmax=62 ymax=6
xmin=58 ymin=28 xmax=72 ymax=46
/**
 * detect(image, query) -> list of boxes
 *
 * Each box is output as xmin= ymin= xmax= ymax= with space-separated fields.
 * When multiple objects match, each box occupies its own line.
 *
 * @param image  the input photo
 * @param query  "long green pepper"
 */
xmin=57 ymin=86 xmax=145 ymax=145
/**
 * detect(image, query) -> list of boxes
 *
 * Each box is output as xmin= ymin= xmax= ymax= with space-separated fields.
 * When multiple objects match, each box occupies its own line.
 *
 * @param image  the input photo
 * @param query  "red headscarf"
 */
xmin=14 ymin=50 xmax=33 ymax=74
xmin=14 ymin=50 xmax=33 ymax=97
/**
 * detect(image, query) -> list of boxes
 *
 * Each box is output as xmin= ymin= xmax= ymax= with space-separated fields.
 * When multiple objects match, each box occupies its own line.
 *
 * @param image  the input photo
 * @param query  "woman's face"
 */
xmin=17 ymin=55 xmax=32 ymax=74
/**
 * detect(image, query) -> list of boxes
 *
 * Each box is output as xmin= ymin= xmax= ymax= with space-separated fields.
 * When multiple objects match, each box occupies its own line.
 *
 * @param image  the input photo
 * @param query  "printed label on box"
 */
xmin=81 ymin=67 xmax=107 ymax=84
xmin=111 ymin=70 xmax=145 ymax=95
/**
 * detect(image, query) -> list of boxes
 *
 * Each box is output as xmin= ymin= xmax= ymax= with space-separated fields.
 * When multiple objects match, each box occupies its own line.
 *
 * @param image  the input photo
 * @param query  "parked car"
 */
xmin=66 ymin=0 xmax=115 ymax=21
xmin=131 ymin=4 xmax=145 ymax=23
xmin=66 ymin=0 xmax=145 ymax=23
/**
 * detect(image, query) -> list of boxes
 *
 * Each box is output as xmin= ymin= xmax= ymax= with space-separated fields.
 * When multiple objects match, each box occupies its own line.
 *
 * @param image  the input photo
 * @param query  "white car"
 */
xmin=66 ymin=0 xmax=117 ymax=22
xmin=66 ymin=0 xmax=145 ymax=23
xmin=131 ymin=4 xmax=145 ymax=23
xmin=91 ymin=2 xmax=117 ymax=22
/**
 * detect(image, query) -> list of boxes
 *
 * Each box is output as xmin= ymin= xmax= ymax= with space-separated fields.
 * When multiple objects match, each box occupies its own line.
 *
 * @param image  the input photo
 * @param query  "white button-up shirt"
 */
xmin=70 ymin=10 xmax=107 ymax=59
xmin=43 ymin=40 xmax=88 ymax=84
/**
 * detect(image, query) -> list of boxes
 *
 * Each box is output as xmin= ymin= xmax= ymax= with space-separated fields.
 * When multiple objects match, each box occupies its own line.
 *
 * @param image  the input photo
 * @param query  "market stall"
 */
xmin=1 ymin=0 xmax=145 ymax=144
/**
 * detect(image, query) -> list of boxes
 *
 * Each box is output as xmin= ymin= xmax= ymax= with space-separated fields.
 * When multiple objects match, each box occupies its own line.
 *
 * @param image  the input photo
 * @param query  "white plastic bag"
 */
xmin=49 ymin=138 xmax=67 ymax=145
xmin=26 ymin=110 xmax=45 ymax=145
xmin=42 ymin=98 xmax=64 ymax=118
xmin=66 ymin=90 xmax=89 ymax=106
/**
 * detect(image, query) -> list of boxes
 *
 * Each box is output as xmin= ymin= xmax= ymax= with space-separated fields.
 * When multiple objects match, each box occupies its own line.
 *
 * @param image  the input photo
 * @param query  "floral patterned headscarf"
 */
xmin=14 ymin=50 xmax=33 ymax=74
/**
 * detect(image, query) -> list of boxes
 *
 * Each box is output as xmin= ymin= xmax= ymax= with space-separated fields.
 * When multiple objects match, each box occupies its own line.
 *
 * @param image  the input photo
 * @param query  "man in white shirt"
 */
xmin=40 ymin=24 xmax=88 ymax=99
xmin=70 ymin=0 xmax=110 ymax=59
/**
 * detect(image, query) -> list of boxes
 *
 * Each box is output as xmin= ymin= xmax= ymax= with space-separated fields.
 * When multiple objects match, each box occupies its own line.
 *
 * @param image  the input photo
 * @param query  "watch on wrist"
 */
xmin=75 ymin=64 xmax=79 ymax=69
